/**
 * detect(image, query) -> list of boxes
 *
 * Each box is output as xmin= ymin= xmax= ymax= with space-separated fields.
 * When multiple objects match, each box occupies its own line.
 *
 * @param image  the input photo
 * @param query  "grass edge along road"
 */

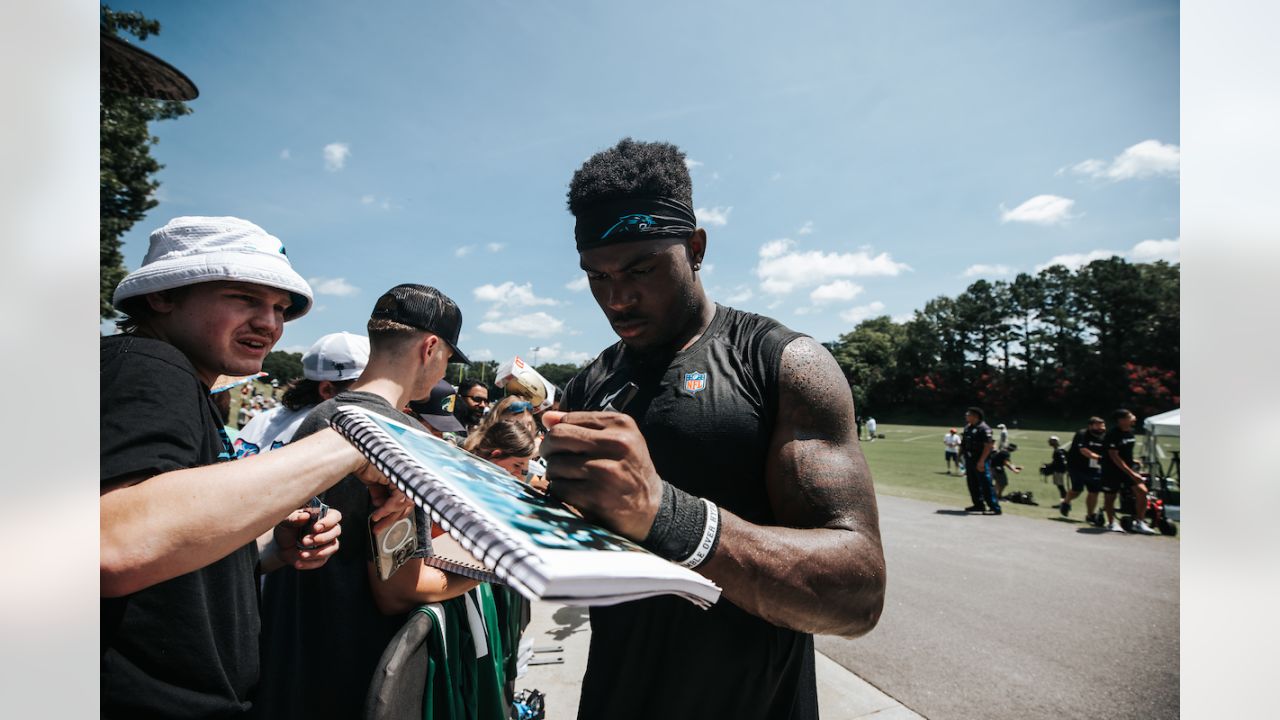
xmin=862 ymin=422 xmax=1180 ymax=535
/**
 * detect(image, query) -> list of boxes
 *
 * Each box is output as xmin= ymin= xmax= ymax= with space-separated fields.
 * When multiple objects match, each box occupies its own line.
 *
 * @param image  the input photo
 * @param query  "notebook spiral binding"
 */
xmin=331 ymin=409 xmax=544 ymax=600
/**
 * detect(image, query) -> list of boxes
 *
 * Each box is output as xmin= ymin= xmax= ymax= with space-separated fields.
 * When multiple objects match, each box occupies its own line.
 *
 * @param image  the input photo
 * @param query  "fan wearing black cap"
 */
xmin=409 ymin=379 xmax=468 ymax=443
xmin=256 ymin=284 xmax=480 ymax=720
xmin=539 ymin=139 xmax=885 ymax=720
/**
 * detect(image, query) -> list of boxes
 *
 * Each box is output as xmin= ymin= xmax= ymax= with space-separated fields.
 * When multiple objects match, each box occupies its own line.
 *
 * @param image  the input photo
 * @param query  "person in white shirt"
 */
xmin=866 ymin=416 xmax=877 ymax=441
xmin=943 ymin=428 xmax=962 ymax=474
xmin=236 ymin=331 xmax=370 ymax=456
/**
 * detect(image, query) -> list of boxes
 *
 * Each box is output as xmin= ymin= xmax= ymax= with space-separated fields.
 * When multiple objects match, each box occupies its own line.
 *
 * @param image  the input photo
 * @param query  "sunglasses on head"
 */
xmin=505 ymin=400 xmax=533 ymax=414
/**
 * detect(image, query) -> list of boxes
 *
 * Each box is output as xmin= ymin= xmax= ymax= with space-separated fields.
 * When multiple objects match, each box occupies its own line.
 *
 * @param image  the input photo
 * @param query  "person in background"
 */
xmin=961 ymin=406 xmax=1000 ymax=515
xmin=866 ymin=416 xmax=878 ymax=441
xmin=996 ymin=423 xmax=1009 ymax=451
xmin=408 ymin=379 xmax=467 ymax=444
xmin=237 ymin=331 xmax=370 ymax=456
xmin=943 ymin=428 xmax=962 ymax=475
xmin=989 ymin=442 xmax=1021 ymax=498
xmin=463 ymin=416 xmax=538 ymax=483
xmin=454 ymin=377 xmax=491 ymax=433
xmin=1047 ymin=436 xmax=1069 ymax=503
xmin=1061 ymin=417 xmax=1106 ymax=523
xmin=1102 ymin=408 xmax=1154 ymax=534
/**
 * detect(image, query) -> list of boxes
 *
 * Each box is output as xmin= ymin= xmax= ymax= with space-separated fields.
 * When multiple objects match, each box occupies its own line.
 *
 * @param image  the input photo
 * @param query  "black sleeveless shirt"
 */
xmin=561 ymin=304 xmax=816 ymax=720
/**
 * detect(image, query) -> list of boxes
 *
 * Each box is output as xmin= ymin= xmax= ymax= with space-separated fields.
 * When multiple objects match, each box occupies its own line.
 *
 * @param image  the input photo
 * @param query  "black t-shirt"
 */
xmin=990 ymin=449 xmax=1011 ymax=473
xmin=1051 ymin=447 xmax=1069 ymax=472
xmin=1067 ymin=429 xmax=1105 ymax=472
xmin=562 ymin=304 xmax=817 ymax=720
xmin=255 ymin=391 xmax=431 ymax=720
xmin=1102 ymin=427 xmax=1137 ymax=480
xmin=961 ymin=422 xmax=993 ymax=464
xmin=100 ymin=335 xmax=260 ymax=719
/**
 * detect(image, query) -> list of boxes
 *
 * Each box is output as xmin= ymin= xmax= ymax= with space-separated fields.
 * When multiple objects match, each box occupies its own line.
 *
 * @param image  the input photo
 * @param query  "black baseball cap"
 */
xmin=370 ymin=283 xmax=470 ymax=364
xmin=101 ymin=29 xmax=199 ymax=101
xmin=408 ymin=380 xmax=466 ymax=433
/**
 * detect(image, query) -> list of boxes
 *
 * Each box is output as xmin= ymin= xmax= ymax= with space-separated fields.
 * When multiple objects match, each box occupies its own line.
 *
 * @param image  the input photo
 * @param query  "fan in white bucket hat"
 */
xmin=112 ymin=216 xmax=314 ymax=320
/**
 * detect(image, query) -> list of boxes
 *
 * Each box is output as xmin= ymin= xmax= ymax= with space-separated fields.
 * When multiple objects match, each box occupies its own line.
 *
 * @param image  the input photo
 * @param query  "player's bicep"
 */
xmin=764 ymin=337 xmax=874 ymax=530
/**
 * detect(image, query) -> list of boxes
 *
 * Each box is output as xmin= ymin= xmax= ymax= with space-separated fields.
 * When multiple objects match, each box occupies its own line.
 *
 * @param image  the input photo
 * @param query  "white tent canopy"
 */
xmin=1144 ymin=408 xmax=1180 ymax=437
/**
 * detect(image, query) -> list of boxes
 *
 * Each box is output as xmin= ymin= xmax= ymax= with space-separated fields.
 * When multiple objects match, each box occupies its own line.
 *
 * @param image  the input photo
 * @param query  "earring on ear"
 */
xmin=693 ymin=262 xmax=702 ymax=271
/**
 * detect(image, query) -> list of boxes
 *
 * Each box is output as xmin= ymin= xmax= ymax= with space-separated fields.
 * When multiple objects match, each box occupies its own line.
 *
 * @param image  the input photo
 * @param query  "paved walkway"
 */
xmin=518 ymin=600 xmax=923 ymax=720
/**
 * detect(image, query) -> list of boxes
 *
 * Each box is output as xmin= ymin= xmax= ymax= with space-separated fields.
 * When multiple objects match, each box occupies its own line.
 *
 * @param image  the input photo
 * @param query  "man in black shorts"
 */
xmin=539 ymin=138 xmax=886 ymax=719
xmin=101 ymin=216 xmax=401 ymax=718
xmin=1102 ymin=408 xmax=1154 ymax=534
xmin=1061 ymin=416 xmax=1106 ymax=523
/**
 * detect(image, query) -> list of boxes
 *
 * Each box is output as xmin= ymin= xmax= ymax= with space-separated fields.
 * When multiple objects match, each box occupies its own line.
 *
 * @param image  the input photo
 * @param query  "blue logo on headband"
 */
xmin=601 ymin=214 xmax=657 ymax=240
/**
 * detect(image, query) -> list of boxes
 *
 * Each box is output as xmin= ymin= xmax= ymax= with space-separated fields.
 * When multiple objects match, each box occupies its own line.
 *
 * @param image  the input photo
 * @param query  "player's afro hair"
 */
xmin=567 ymin=137 xmax=693 ymax=216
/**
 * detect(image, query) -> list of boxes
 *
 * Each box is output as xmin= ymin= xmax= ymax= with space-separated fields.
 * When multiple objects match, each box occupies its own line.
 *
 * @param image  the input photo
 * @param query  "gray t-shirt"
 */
xmin=255 ymin=390 xmax=431 ymax=720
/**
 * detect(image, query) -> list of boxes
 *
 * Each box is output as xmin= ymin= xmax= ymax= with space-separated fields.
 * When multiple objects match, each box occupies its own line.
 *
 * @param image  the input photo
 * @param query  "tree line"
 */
xmin=825 ymin=256 xmax=1179 ymax=423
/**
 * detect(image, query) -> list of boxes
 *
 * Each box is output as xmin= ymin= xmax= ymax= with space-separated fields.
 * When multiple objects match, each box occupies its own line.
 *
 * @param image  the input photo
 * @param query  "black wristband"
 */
xmin=640 ymin=481 xmax=708 ymax=562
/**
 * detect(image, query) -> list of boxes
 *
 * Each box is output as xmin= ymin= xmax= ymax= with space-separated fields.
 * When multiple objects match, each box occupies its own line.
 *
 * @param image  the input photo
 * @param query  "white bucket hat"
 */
xmin=302 ymin=332 xmax=370 ymax=382
xmin=112 ymin=216 xmax=314 ymax=320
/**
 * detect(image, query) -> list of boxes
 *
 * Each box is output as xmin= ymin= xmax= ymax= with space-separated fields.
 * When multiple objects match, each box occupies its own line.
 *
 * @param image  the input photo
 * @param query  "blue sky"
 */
xmin=109 ymin=0 xmax=1179 ymax=366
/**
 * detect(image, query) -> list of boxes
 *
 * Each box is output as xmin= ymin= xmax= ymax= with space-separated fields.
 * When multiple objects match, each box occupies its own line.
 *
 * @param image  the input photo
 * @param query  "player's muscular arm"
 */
xmin=698 ymin=336 xmax=886 ymax=637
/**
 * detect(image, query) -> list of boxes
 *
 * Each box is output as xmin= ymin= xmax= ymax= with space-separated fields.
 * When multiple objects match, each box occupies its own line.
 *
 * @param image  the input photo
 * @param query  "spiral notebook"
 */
xmin=329 ymin=405 xmax=722 ymax=608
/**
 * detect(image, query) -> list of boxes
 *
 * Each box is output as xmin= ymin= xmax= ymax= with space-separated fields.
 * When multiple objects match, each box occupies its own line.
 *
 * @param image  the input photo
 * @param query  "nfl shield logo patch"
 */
xmin=684 ymin=371 xmax=707 ymax=394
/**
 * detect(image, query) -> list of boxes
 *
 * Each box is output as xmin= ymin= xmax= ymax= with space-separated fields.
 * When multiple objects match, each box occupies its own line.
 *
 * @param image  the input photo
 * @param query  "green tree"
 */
xmin=261 ymin=351 xmax=303 ymax=384
xmin=100 ymin=6 xmax=192 ymax=318
xmin=534 ymin=362 xmax=584 ymax=389
xmin=828 ymin=316 xmax=904 ymax=412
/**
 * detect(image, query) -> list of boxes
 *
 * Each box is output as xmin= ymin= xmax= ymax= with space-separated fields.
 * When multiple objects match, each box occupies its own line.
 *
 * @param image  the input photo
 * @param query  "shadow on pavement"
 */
xmin=548 ymin=605 xmax=590 ymax=642
xmin=934 ymin=509 xmax=976 ymax=517
xmin=1075 ymin=526 xmax=1110 ymax=535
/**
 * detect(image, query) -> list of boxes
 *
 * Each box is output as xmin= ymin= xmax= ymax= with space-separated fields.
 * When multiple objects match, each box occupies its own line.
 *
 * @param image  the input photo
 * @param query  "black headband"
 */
xmin=574 ymin=196 xmax=697 ymax=251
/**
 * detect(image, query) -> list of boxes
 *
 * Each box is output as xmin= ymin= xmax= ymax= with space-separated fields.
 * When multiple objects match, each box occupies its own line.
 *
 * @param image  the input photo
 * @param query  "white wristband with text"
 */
xmin=677 ymin=498 xmax=720 ymax=569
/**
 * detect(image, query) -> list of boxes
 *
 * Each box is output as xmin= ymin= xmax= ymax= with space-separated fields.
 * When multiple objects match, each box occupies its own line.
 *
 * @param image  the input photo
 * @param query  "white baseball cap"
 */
xmin=302 ymin=332 xmax=370 ymax=381
xmin=112 ymin=216 xmax=313 ymax=320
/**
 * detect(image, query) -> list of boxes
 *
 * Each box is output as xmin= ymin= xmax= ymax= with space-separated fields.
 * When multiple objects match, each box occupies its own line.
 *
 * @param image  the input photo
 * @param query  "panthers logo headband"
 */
xmin=574 ymin=196 xmax=697 ymax=251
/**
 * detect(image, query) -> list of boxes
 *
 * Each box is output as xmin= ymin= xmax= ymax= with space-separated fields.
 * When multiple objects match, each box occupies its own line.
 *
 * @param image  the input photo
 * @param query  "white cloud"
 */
xmin=486 ymin=243 xmax=506 ymax=253
xmin=360 ymin=194 xmax=375 ymax=205
xmin=700 ymin=263 xmax=715 ymax=275
xmin=962 ymin=264 xmax=1015 ymax=278
xmin=725 ymin=286 xmax=754 ymax=303
xmin=455 ymin=245 xmax=475 ymax=258
xmin=1000 ymin=195 xmax=1076 ymax=225
xmin=1034 ymin=250 xmax=1120 ymax=273
xmin=473 ymin=281 xmax=559 ymax=308
xmin=839 ymin=301 xmax=887 ymax=324
xmin=1128 ymin=237 xmax=1180 ymax=263
xmin=1069 ymin=140 xmax=1180 ymax=181
xmin=809 ymin=280 xmax=864 ymax=304
xmin=280 ymin=149 xmax=291 ymax=160
xmin=308 ymin=277 xmax=359 ymax=297
xmin=477 ymin=312 xmax=565 ymax=338
xmin=1034 ymin=237 xmax=1180 ymax=273
xmin=797 ymin=221 xmax=814 ymax=235
xmin=526 ymin=343 xmax=593 ymax=365
xmin=467 ymin=348 xmax=494 ymax=362
xmin=695 ymin=206 xmax=732 ymax=227
xmin=684 ymin=158 xmax=704 ymax=170
xmin=565 ymin=276 xmax=590 ymax=292
xmin=756 ymin=240 xmax=910 ymax=295
xmin=323 ymin=142 xmax=350 ymax=171
xmin=891 ymin=312 xmax=915 ymax=323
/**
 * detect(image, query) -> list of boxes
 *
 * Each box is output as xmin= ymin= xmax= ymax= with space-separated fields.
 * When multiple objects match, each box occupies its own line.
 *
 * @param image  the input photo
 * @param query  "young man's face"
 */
xmin=1089 ymin=420 xmax=1106 ymax=435
xmin=578 ymin=236 xmax=701 ymax=352
xmin=1116 ymin=414 xmax=1135 ymax=431
xmin=148 ymin=281 xmax=290 ymax=387
xmin=965 ymin=411 xmax=980 ymax=426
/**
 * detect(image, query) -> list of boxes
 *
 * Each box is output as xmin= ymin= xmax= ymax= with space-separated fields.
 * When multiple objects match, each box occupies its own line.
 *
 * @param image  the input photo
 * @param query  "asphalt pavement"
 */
xmin=816 ymin=494 xmax=1180 ymax=720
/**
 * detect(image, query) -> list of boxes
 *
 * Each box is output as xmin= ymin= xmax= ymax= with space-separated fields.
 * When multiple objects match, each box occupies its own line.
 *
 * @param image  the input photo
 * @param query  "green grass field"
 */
xmin=862 ymin=423 xmax=1180 ymax=535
